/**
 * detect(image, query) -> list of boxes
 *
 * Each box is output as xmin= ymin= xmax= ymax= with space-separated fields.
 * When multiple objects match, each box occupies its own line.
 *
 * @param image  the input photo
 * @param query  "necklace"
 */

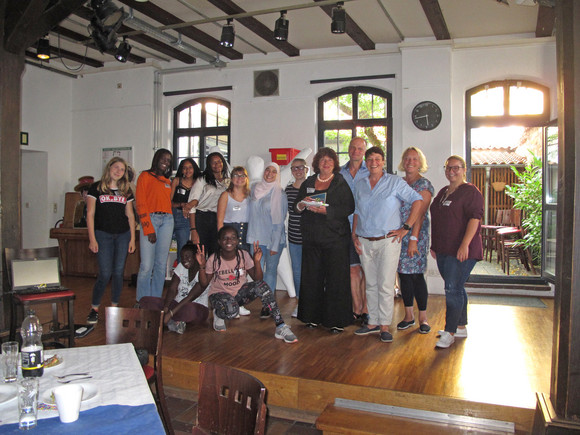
xmin=317 ymin=173 xmax=334 ymax=183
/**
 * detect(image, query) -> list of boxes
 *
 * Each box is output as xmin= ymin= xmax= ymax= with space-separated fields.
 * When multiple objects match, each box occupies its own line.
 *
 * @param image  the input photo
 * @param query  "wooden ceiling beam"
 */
xmin=117 ymin=0 xmax=243 ymax=60
xmin=206 ymin=0 xmax=300 ymax=57
xmin=536 ymin=5 xmax=555 ymax=37
xmin=419 ymin=0 xmax=450 ymax=40
xmin=25 ymin=45 xmax=104 ymax=68
xmin=314 ymin=0 xmax=375 ymax=51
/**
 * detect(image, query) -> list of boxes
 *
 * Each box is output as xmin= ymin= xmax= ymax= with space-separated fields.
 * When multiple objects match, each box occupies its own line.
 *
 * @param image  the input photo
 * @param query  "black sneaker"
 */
xmin=87 ymin=309 xmax=99 ymax=324
xmin=260 ymin=307 xmax=271 ymax=319
xmin=380 ymin=331 xmax=393 ymax=342
xmin=419 ymin=323 xmax=431 ymax=334
xmin=397 ymin=319 xmax=415 ymax=330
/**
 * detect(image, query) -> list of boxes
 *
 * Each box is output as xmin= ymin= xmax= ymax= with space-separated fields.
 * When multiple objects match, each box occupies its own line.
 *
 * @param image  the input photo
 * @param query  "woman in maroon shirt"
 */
xmin=430 ymin=155 xmax=483 ymax=349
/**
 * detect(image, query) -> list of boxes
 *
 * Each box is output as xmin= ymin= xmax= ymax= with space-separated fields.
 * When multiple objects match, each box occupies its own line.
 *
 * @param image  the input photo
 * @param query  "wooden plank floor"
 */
xmin=39 ymin=275 xmax=553 ymax=432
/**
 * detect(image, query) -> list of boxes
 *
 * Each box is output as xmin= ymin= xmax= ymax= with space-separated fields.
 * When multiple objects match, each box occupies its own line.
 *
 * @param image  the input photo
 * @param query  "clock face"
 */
xmin=412 ymin=101 xmax=442 ymax=131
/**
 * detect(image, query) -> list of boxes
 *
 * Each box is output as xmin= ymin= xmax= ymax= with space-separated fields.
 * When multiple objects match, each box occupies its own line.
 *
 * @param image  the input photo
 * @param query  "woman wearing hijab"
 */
xmin=247 ymin=162 xmax=288 ymax=318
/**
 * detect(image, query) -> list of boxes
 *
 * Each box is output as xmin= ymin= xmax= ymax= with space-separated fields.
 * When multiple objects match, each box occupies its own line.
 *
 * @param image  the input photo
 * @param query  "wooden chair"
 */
xmin=4 ymin=247 xmax=75 ymax=347
xmin=105 ymin=307 xmax=174 ymax=435
xmin=193 ymin=362 xmax=267 ymax=435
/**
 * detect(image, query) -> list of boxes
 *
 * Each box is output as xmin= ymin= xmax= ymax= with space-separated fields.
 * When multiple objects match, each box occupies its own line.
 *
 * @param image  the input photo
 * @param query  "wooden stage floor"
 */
xmin=54 ymin=275 xmax=553 ymax=432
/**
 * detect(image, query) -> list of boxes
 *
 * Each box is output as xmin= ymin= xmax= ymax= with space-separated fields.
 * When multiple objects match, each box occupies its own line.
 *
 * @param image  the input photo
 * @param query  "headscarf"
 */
xmin=252 ymin=162 xmax=283 ymax=224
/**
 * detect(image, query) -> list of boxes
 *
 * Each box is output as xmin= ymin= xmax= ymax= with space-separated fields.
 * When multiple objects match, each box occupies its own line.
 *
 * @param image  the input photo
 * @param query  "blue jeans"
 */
xmin=252 ymin=245 xmax=283 ymax=295
xmin=288 ymin=242 xmax=302 ymax=298
xmin=137 ymin=213 xmax=174 ymax=301
xmin=435 ymin=254 xmax=477 ymax=333
xmin=92 ymin=230 xmax=131 ymax=307
xmin=172 ymin=207 xmax=190 ymax=258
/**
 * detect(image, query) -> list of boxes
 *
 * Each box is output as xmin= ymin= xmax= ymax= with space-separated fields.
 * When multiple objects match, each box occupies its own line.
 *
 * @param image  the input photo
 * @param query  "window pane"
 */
xmin=178 ymin=136 xmax=191 ymax=157
xmin=178 ymin=104 xmax=202 ymax=128
xmin=356 ymin=126 xmax=387 ymax=148
xmin=206 ymin=102 xmax=217 ymax=127
xmin=191 ymin=104 xmax=201 ymax=128
xmin=471 ymin=87 xmax=504 ymax=116
xmin=217 ymin=135 xmax=229 ymax=159
xmin=546 ymin=126 xmax=558 ymax=204
xmin=358 ymin=93 xmax=386 ymax=119
xmin=323 ymin=129 xmax=351 ymax=166
xmin=544 ymin=209 xmax=556 ymax=276
xmin=509 ymin=86 xmax=544 ymax=115
xmin=217 ymin=104 xmax=229 ymax=127
xmin=178 ymin=109 xmax=189 ymax=128
xmin=323 ymin=95 xmax=353 ymax=120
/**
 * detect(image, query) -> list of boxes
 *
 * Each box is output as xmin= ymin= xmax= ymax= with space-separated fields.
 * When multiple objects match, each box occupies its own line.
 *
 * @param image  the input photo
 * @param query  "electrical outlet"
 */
xmin=53 ymin=203 xmax=58 ymax=213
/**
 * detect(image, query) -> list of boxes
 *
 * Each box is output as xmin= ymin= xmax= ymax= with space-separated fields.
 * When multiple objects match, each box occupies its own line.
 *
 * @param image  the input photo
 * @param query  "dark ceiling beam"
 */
xmin=536 ymin=5 xmax=555 ymax=37
xmin=5 ymin=0 xmax=86 ymax=53
xmin=25 ymin=46 xmax=104 ymax=68
xmin=49 ymin=27 xmax=147 ymax=64
xmin=314 ymin=0 xmax=375 ymax=51
xmin=419 ymin=0 xmax=450 ymax=40
xmin=116 ymin=0 xmax=243 ymax=60
xmin=72 ymin=7 xmax=196 ymax=64
xmin=206 ymin=0 xmax=299 ymax=57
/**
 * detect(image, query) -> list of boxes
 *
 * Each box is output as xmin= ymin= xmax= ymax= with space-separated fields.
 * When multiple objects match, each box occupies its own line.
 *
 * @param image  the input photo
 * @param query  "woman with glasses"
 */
xmin=430 ymin=155 xmax=483 ymax=349
xmin=285 ymin=158 xmax=308 ymax=317
xmin=217 ymin=166 xmax=251 ymax=252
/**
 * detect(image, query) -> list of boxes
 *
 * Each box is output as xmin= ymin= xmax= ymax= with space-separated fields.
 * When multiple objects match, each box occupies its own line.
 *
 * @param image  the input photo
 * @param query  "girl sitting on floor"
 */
xmin=139 ymin=241 xmax=209 ymax=334
xmin=198 ymin=225 xmax=298 ymax=343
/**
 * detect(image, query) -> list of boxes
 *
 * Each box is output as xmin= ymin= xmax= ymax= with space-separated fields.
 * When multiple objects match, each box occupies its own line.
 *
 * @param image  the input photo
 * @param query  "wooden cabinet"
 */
xmin=49 ymin=228 xmax=140 ymax=280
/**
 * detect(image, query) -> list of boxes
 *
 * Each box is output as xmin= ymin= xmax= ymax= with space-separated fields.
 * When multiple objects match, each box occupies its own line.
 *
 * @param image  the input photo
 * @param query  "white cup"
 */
xmin=53 ymin=384 xmax=84 ymax=423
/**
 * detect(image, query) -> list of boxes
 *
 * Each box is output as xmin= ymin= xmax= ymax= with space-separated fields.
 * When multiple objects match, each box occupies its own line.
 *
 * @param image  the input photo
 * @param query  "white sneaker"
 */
xmin=275 ymin=324 xmax=298 ymax=343
xmin=239 ymin=306 xmax=251 ymax=316
xmin=436 ymin=331 xmax=455 ymax=348
xmin=213 ymin=310 xmax=226 ymax=332
xmin=438 ymin=327 xmax=467 ymax=338
xmin=291 ymin=306 xmax=298 ymax=318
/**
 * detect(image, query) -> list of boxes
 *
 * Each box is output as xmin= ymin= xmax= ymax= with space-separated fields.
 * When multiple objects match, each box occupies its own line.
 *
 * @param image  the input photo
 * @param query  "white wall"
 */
xmin=20 ymin=37 xmax=557 ymax=291
xmin=21 ymin=66 xmax=73 ymax=247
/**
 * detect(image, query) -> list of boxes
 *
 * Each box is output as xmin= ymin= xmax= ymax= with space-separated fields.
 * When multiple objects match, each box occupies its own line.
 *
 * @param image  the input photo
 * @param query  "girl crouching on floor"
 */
xmin=198 ymin=225 xmax=298 ymax=343
xmin=139 ymin=241 xmax=209 ymax=334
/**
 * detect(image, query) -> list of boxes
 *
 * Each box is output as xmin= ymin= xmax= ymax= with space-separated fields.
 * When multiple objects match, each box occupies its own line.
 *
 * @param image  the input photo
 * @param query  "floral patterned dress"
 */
xmin=398 ymin=177 xmax=434 ymax=274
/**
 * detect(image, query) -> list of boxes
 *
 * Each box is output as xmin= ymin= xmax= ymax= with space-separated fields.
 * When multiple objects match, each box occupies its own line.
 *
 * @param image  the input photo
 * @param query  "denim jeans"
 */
xmin=252 ymin=244 xmax=283 ymax=295
xmin=435 ymin=254 xmax=477 ymax=333
xmin=288 ymin=242 xmax=302 ymax=298
xmin=92 ymin=230 xmax=131 ymax=307
xmin=137 ymin=213 xmax=174 ymax=301
xmin=172 ymin=207 xmax=190 ymax=258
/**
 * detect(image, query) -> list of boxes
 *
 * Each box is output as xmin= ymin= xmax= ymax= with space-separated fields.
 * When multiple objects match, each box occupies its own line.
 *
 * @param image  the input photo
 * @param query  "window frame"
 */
xmin=172 ymin=97 xmax=231 ymax=171
xmin=317 ymin=86 xmax=393 ymax=171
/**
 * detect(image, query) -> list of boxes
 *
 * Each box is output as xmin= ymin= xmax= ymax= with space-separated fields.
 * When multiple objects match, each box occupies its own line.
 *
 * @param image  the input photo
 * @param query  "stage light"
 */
xmin=115 ymin=38 xmax=132 ymax=62
xmin=220 ymin=19 xmax=235 ymax=48
xmin=37 ymin=37 xmax=50 ymax=60
xmin=274 ymin=10 xmax=289 ymax=41
xmin=331 ymin=2 xmax=346 ymax=34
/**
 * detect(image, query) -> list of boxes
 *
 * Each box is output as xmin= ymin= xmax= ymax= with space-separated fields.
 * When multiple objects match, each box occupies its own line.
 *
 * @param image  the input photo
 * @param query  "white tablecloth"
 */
xmin=0 ymin=343 xmax=156 ymax=426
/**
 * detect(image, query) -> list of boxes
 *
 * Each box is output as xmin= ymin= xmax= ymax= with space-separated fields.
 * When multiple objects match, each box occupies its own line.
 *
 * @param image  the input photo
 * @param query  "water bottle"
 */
xmin=21 ymin=310 xmax=44 ymax=377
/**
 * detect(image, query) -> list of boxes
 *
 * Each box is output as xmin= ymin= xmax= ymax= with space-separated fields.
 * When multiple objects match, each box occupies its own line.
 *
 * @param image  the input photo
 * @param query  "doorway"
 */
xmin=21 ymin=150 xmax=48 ymax=248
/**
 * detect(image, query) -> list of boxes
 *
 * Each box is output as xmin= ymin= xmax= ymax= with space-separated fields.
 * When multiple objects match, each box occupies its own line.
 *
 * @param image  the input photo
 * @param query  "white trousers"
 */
xmin=359 ymin=237 xmax=402 ymax=326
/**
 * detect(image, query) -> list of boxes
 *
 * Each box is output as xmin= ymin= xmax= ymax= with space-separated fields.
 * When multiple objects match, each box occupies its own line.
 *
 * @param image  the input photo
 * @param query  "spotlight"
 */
xmin=89 ymin=16 xmax=119 ymax=52
xmin=115 ymin=37 xmax=132 ymax=62
xmin=37 ymin=37 xmax=50 ymax=60
xmin=91 ymin=0 xmax=125 ymax=28
xmin=274 ymin=10 xmax=289 ymax=41
xmin=331 ymin=2 xmax=346 ymax=34
xmin=220 ymin=19 xmax=235 ymax=48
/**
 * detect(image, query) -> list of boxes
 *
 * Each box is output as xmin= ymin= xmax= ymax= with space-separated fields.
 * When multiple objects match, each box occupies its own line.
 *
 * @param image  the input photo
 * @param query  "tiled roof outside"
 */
xmin=472 ymin=148 xmax=528 ymax=165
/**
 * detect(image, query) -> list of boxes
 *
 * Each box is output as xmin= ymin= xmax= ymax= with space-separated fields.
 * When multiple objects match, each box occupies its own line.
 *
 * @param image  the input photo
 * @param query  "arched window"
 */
xmin=318 ymin=86 xmax=392 ymax=170
xmin=172 ymin=98 xmax=231 ymax=170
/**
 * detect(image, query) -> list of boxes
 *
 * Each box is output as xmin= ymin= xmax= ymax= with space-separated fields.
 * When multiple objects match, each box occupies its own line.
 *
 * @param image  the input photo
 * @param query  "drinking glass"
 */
xmin=18 ymin=378 xmax=39 ymax=430
xmin=2 ymin=341 xmax=19 ymax=383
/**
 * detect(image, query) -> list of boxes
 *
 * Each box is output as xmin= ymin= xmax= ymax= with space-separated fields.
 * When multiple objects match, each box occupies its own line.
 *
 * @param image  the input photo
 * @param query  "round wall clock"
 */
xmin=412 ymin=101 xmax=442 ymax=131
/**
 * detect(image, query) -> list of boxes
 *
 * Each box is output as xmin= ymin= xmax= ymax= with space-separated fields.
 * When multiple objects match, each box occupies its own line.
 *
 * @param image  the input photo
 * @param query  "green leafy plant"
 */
xmin=504 ymin=153 xmax=543 ymax=264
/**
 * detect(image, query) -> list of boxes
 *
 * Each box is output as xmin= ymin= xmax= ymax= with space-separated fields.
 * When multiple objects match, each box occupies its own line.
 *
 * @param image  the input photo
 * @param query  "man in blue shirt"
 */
xmin=352 ymin=147 xmax=423 ymax=343
xmin=339 ymin=137 xmax=370 ymax=325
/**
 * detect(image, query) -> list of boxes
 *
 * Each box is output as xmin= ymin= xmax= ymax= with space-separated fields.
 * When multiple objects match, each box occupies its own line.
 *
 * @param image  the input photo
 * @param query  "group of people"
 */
xmin=84 ymin=139 xmax=483 ymax=349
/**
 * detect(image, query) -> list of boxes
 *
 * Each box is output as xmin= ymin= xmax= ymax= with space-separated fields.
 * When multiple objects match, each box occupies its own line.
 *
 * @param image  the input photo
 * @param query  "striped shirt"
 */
xmin=285 ymin=184 xmax=302 ymax=245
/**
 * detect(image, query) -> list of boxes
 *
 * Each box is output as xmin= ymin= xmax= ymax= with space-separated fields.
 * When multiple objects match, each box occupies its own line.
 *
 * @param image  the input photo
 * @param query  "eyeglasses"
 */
xmin=291 ymin=165 xmax=306 ymax=172
xmin=232 ymin=173 xmax=247 ymax=178
xmin=444 ymin=165 xmax=464 ymax=172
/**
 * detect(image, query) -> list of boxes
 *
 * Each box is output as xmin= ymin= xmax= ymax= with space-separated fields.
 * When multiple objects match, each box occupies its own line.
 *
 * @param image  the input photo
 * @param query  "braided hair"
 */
xmin=212 ymin=225 xmax=246 ymax=281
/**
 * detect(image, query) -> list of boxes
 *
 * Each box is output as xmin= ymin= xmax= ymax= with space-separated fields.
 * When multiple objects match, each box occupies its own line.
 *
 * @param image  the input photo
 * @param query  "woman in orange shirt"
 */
xmin=136 ymin=149 xmax=174 ymax=301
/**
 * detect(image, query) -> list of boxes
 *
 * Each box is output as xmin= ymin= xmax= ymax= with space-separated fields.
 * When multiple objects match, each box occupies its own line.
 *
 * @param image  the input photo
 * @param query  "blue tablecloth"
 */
xmin=0 ymin=403 xmax=165 ymax=434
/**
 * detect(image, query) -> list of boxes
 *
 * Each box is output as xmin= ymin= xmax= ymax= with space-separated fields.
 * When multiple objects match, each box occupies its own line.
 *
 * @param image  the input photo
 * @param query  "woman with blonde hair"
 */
xmin=217 ymin=166 xmax=251 ymax=252
xmin=86 ymin=157 xmax=136 ymax=324
xmin=396 ymin=147 xmax=434 ymax=334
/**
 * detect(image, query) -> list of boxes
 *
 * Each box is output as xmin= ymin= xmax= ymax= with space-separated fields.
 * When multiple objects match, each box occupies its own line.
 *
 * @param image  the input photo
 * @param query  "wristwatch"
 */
xmin=410 ymin=236 xmax=418 ymax=241
xmin=402 ymin=223 xmax=411 ymax=231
